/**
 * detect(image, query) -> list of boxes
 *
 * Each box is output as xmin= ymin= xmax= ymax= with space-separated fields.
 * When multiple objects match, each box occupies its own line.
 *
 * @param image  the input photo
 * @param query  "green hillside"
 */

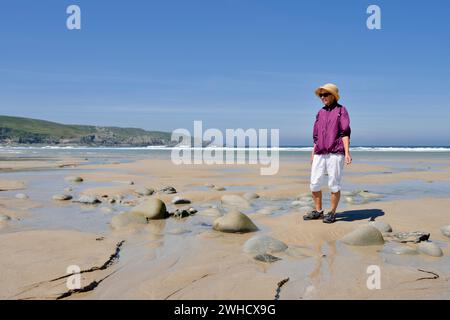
xmin=0 ymin=115 xmax=172 ymax=146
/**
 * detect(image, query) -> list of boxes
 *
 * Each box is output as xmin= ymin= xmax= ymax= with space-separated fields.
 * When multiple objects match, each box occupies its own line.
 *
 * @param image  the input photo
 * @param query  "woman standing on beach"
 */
xmin=303 ymin=83 xmax=352 ymax=223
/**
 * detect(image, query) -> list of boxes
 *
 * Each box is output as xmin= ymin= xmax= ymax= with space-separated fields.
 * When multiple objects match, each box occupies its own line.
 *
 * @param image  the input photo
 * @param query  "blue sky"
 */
xmin=1 ymin=0 xmax=449 ymax=146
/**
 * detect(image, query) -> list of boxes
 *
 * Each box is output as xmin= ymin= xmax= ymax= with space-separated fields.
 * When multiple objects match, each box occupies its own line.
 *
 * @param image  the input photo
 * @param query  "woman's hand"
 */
xmin=345 ymin=152 xmax=352 ymax=165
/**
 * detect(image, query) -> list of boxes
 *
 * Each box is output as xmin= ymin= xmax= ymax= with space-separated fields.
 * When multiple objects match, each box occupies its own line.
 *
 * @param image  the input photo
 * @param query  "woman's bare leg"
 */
xmin=330 ymin=191 xmax=341 ymax=214
xmin=312 ymin=191 xmax=323 ymax=211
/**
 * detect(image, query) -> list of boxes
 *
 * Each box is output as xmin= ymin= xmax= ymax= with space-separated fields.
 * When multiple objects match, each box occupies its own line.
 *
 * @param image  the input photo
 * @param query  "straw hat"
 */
xmin=315 ymin=83 xmax=340 ymax=101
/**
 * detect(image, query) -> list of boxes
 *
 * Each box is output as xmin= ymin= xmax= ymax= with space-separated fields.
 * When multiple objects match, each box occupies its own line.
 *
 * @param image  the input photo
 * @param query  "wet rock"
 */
xmin=135 ymin=187 xmax=155 ymax=196
xmin=15 ymin=193 xmax=29 ymax=200
xmin=418 ymin=242 xmax=443 ymax=257
xmin=108 ymin=198 xmax=116 ymax=204
xmin=159 ymin=186 xmax=177 ymax=194
xmin=243 ymin=235 xmax=288 ymax=254
xmin=65 ymin=176 xmax=83 ymax=183
xmin=171 ymin=196 xmax=191 ymax=205
xmin=213 ymin=209 xmax=258 ymax=233
xmin=369 ymin=220 xmax=393 ymax=233
xmin=73 ymin=195 xmax=101 ymax=204
xmin=341 ymin=226 xmax=385 ymax=246
xmin=243 ymin=192 xmax=260 ymax=201
xmin=440 ymin=225 xmax=450 ymax=238
xmin=387 ymin=231 xmax=430 ymax=243
xmin=221 ymin=194 xmax=250 ymax=209
xmin=130 ymin=198 xmax=168 ymax=219
xmin=213 ymin=186 xmax=226 ymax=191
xmin=254 ymin=254 xmax=281 ymax=263
xmin=52 ymin=194 xmax=73 ymax=201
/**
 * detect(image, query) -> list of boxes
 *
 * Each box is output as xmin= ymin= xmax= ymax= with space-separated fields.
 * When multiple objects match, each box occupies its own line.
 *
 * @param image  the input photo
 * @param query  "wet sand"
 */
xmin=1 ymin=153 xmax=450 ymax=300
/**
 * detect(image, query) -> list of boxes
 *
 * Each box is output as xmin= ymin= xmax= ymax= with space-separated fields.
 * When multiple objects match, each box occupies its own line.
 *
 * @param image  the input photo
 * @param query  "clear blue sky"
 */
xmin=1 ymin=0 xmax=449 ymax=146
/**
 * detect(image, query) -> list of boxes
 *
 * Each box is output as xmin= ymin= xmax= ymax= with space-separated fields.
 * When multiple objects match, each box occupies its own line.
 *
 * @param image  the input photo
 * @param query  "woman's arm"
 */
xmin=342 ymin=136 xmax=352 ymax=164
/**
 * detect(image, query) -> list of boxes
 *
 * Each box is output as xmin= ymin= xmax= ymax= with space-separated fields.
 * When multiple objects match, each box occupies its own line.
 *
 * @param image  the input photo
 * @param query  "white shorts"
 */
xmin=310 ymin=154 xmax=345 ymax=193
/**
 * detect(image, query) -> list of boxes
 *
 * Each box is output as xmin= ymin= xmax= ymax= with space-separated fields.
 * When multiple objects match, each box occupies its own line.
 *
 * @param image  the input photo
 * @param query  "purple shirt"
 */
xmin=313 ymin=103 xmax=351 ymax=155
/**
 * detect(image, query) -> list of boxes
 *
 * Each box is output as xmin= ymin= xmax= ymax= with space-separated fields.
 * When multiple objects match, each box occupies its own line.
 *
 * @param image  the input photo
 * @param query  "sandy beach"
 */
xmin=1 ymin=150 xmax=450 ymax=300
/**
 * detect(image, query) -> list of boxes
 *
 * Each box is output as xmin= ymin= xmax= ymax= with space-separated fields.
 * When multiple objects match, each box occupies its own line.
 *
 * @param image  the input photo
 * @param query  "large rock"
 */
xmin=221 ymin=195 xmax=250 ymax=209
xmin=418 ymin=242 xmax=443 ymax=257
xmin=369 ymin=220 xmax=392 ymax=233
xmin=341 ymin=226 xmax=385 ymax=246
xmin=213 ymin=209 xmax=258 ymax=233
xmin=130 ymin=198 xmax=168 ymax=219
xmin=440 ymin=225 xmax=450 ymax=238
xmin=243 ymin=235 xmax=288 ymax=254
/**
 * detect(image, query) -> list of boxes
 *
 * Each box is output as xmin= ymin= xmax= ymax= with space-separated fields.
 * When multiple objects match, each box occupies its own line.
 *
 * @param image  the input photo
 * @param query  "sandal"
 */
xmin=303 ymin=210 xmax=324 ymax=220
xmin=323 ymin=212 xmax=337 ymax=224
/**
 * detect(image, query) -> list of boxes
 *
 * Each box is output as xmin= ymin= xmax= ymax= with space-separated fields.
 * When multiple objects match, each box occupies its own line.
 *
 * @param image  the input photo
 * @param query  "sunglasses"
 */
xmin=319 ymin=92 xmax=331 ymax=98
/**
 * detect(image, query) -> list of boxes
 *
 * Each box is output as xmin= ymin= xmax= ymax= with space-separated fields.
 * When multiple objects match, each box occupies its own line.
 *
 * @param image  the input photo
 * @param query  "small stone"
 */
xmin=73 ymin=195 xmax=101 ymax=204
xmin=159 ymin=186 xmax=177 ymax=194
xmin=15 ymin=193 xmax=29 ymax=200
xmin=188 ymin=207 xmax=197 ymax=214
xmin=171 ymin=196 xmax=191 ymax=205
xmin=213 ymin=186 xmax=226 ymax=191
xmin=108 ymin=198 xmax=116 ymax=204
xmin=418 ymin=242 xmax=443 ymax=257
xmin=52 ymin=194 xmax=73 ymax=201
xmin=65 ymin=176 xmax=83 ymax=183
